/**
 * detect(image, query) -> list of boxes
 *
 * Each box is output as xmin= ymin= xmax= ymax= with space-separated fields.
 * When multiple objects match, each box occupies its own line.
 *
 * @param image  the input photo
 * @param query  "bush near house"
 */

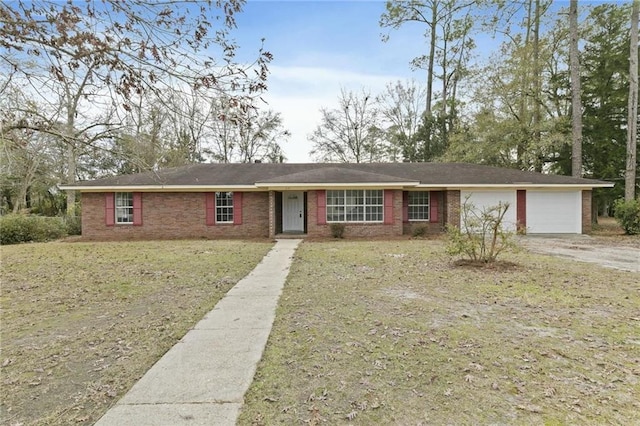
xmin=0 ymin=214 xmax=76 ymax=244
xmin=613 ymin=198 xmax=640 ymax=235
xmin=446 ymin=198 xmax=516 ymax=263
xmin=330 ymin=223 xmax=346 ymax=239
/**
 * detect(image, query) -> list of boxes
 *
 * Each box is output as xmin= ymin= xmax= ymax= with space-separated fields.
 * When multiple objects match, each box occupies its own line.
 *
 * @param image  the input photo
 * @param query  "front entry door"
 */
xmin=282 ymin=191 xmax=304 ymax=232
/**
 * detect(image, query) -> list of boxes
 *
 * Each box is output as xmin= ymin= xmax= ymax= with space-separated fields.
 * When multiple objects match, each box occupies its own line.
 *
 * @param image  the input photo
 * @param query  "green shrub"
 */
xmin=63 ymin=215 xmax=82 ymax=236
xmin=613 ymin=198 xmax=640 ymax=235
xmin=330 ymin=223 xmax=345 ymax=239
xmin=412 ymin=226 xmax=428 ymax=238
xmin=0 ymin=214 xmax=68 ymax=245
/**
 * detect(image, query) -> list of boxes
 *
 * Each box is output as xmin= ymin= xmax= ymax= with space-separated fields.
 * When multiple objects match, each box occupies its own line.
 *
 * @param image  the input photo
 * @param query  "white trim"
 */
xmin=414 ymin=183 xmax=613 ymax=189
xmin=58 ymin=185 xmax=257 ymax=192
xmin=60 ymin=182 xmax=613 ymax=192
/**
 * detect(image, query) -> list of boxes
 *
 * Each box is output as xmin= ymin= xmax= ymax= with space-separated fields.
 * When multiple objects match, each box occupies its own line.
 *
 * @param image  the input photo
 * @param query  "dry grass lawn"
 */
xmin=592 ymin=217 xmax=640 ymax=247
xmin=239 ymin=239 xmax=640 ymax=425
xmin=1 ymin=240 xmax=273 ymax=426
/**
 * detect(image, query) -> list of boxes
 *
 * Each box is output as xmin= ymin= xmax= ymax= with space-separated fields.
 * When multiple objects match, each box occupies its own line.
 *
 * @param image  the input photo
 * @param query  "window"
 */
xmin=408 ymin=191 xmax=429 ymax=221
xmin=216 ymin=192 xmax=234 ymax=223
xmin=326 ymin=190 xmax=383 ymax=222
xmin=115 ymin=192 xmax=133 ymax=224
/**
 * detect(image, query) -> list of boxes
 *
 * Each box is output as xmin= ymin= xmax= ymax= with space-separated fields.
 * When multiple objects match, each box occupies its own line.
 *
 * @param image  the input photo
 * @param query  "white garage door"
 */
xmin=460 ymin=190 xmax=517 ymax=232
xmin=526 ymin=191 xmax=581 ymax=234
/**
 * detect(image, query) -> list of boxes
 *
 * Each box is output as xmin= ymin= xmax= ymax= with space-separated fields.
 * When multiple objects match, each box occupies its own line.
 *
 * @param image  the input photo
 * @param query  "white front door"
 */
xmin=282 ymin=191 xmax=304 ymax=232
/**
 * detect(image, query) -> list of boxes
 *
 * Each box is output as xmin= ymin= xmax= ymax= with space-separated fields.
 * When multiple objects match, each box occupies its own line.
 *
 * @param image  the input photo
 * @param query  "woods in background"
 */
xmin=0 ymin=1 xmax=637 ymax=217
xmin=310 ymin=1 xmax=638 ymax=215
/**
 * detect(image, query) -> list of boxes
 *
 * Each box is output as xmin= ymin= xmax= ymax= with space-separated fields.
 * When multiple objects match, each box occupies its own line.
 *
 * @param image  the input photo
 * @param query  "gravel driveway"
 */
xmin=520 ymin=235 xmax=640 ymax=273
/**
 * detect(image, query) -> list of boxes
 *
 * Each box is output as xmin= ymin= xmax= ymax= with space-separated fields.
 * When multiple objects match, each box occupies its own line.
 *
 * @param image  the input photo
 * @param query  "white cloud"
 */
xmin=262 ymin=65 xmax=406 ymax=162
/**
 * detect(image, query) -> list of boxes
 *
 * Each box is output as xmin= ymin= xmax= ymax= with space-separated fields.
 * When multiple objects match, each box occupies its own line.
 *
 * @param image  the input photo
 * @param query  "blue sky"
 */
xmin=231 ymin=0 xmax=432 ymax=162
xmin=230 ymin=0 xmax=580 ymax=163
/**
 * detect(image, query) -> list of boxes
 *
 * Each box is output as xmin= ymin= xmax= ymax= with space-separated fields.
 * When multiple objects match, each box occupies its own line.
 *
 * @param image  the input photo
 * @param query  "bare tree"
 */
xmin=237 ymin=109 xmax=290 ymax=163
xmin=0 ymin=0 xmax=271 ymax=214
xmin=626 ymin=0 xmax=639 ymax=200
xmin=570 ymin=0 xmax=583 ymax=177
xmin=380 ymin=0 xmax=478 ymax=152
xmin=309 ymin=89 xmax=385 ymax=163
xmin=377 ymin=80 xmax=426 ymax=161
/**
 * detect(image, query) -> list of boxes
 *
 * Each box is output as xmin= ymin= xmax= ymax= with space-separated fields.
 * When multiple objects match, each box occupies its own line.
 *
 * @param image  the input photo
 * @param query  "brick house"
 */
xmin=60 ymin=163 xmax=613 ymax=240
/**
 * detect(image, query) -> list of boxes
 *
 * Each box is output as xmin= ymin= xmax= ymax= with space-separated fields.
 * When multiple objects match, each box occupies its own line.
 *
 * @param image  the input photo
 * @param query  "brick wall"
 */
xmin=401 ymin=191 xmax=445 ymax=235
xmin=444 ymin=190 xmax=461 ymax=228
xmin=306 ymin=189 xmax=404 ymax=238
xmin=582 ymin=190 xmax=592 ymax=234
xmin=80 ymin=188 xmax=506 ymax=240
xmin=81 ymin=192 xmax=269 ymax=240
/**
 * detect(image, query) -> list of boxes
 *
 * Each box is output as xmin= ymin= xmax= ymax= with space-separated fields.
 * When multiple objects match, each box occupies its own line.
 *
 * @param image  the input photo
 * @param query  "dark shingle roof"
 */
xmin=256 ymin=167 xmax=418 ymax=184
xmin=65 ymin=163 xmax=611 ymax=188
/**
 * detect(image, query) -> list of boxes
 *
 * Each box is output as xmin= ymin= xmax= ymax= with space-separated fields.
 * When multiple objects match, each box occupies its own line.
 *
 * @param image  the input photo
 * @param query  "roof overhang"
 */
xmin=414 ymin=183 xmax=614 ymax=189
xmin=58 ymin=184 xmax=259 ymax=192
xmin=59 ymin=182 xmax=613 ymax=192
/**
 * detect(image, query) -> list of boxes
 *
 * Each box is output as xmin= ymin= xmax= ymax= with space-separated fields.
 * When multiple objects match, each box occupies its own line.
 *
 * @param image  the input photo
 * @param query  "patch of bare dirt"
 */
xmin=452 ymin=259 xmax=521 ymax=271
xmin=521 ymin=236 xmax=640 ymax=272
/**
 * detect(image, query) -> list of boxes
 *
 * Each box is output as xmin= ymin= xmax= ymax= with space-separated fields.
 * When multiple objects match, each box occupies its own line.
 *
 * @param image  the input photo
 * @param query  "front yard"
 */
xmin=0 ymin=240 xmax=273 ymax=426
xmin=1 ymin=235 xmax=638 ymax=425
xmin=239 ymin=240 xmax=640 ymax=425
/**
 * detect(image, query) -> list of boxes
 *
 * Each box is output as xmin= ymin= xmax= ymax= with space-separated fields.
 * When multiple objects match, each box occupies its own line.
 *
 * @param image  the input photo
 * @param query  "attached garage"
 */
xmin=526 ymin=190 xmax=582 ymax=234
xmin=460 ymin=190 xmax=517 ymax=231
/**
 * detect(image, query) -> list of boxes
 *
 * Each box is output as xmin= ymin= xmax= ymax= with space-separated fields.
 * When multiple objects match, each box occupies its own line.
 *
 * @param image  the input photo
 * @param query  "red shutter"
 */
xmin=517 ymin=190 xmax=526 ymax=232
xmin=317 ymin=190 xmax=326 ymax=225
xmin=429 ymin=191 xmax=440 ymax=223
xmin=105 ymin=193 xmax=115 ymax=226
xmin=384 ymin=190 xmax=394 ymax=224
xmin=132 ymin=192 xmax=143 ymax=226
xmin=402 ymin=191 xmax=409 ymax=223
xmin=205 ymin=193 xmax=215 ymax=226
xmin=233 ymin=192 xmax=243 ymax=225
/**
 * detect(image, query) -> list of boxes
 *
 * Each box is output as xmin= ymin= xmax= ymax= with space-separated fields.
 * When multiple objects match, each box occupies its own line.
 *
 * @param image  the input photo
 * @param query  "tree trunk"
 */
xmin=65 ymin=101 xmax=77 ymax=216
xmin=66 ymin=140 xmax=77 ymax=216
xmin=626 ymin=0 xmax=639 ymax=200
xmin=426 ymin=2 xmax=437 ymax=116
xmin=532 ymin=0 xmax=543 ymax=172
xmin=518 ymin=0 xmax=534 ymax=170
xmin=422 ymin=1 xmax=438 ymax=162
xmin=570 ymin=0 xmax=583 ymax=178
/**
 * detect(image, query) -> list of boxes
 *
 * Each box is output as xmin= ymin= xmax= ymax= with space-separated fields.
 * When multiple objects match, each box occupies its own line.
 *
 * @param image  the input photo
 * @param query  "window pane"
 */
xmin=327 ymin=206 xmax=344 ymax=222
xmin=115 ymin=192 xmax=133 ymax=223
xmin=408 ymin=191 xmax=429 ymax=220
xmin=346 ymin=206 xmax=364 ymax=221
xmin=366 ymin=205 xmax=383 ymax=221
xmin=326 ymin=189 xmax=384 ymax=223
xmin=215 ymin=192 xmax=234 ymax=222
xmin=326 ymin=190 xmax=343 ymax=206
xmin=367 ymin=190 xmax=383 ymax=204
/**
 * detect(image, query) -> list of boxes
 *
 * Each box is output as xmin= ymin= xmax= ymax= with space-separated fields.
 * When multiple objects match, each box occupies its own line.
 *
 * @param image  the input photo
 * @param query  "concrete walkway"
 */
xmin=95 ymin=239 xmax=302 ymax=426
